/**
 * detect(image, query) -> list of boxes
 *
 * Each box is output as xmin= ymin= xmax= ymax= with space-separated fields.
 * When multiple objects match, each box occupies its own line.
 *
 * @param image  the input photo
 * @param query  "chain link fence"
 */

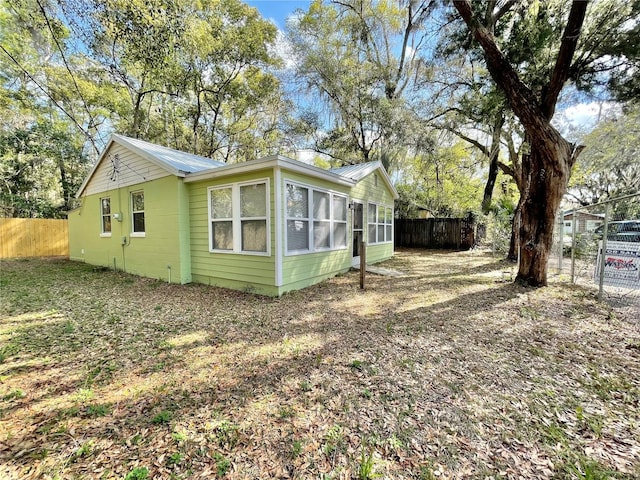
xmin=481 ymin=193 xmax=640 ymax=314
xmin=557 ymin=193 xmax=640 ymax=312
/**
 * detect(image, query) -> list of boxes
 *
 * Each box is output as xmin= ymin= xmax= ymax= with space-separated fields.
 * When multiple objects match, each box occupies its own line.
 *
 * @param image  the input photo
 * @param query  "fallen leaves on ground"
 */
xmin=0 ymin=249 xmax=638 ymax=479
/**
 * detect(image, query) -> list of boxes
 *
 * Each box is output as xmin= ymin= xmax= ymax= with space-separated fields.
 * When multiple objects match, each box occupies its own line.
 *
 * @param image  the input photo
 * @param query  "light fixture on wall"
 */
xmin=113 ymin=212 xmax=123 ymax=222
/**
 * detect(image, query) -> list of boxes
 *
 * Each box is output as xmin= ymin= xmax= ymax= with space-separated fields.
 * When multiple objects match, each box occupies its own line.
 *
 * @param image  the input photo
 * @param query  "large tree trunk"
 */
xmin=453 ymin=0 xmax=587 ymax=287
xmin=515 ymin=137 xmax=573 ymax=286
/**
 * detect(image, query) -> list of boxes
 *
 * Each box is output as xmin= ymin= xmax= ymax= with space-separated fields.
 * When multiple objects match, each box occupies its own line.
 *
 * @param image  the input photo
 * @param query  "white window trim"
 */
xmin=285 ymin=181 xmax=349 ymax=256
xmin=130 ymin=190 xmax=145 ymax=237
xmin=367 ymin=202 xmax=394 ymax=245
xmin=100 ymin=196 xmax=112 ymax=237
xmin=207 ymin=178 xmax=271 ymax=256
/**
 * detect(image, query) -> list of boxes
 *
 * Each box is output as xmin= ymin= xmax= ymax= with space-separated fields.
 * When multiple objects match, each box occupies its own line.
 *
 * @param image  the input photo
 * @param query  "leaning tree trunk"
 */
xmin=515 ymin=136 xmax=574 ymax=286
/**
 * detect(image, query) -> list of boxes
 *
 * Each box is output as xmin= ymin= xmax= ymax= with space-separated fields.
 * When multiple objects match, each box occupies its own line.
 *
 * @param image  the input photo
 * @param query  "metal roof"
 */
xmin=329 ymin=161 xmax=382 ymax=181
xmin=113 ymin=134 xmax=226 ymax=173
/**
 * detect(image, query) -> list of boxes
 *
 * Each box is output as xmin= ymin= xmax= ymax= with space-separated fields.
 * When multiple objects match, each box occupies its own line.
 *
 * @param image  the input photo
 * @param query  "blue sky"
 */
xmin=245 ymin=0 xmax=311 ymax=29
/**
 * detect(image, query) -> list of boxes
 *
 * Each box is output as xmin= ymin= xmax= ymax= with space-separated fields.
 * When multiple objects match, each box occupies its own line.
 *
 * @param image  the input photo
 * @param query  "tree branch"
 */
xmin=541 ymin=1 xmax=588 ymax=118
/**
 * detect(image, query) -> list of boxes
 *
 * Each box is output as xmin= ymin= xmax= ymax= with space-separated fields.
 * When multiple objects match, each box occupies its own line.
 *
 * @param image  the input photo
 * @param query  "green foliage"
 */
xmin=86 ymin=403 xmax=111 ymax=417
xmin=357 ymin=444 xmax=381 ymax=480
xmin=151 ymin=411 xmax=172 ymax=425
xmin=214 ymin=420 xmax=239 ymax=449
xmin=288 ymin=0 xmax=434 ymax=167
xmin=124 ymin=467 xmax=149 ymax=480
xmin=213 ymin=452 xmax=230 ymax=477
xmin=570 ymin=105 xmax=640 ymax=213
xmin=396 ymin=142 xmax=483 ymax=218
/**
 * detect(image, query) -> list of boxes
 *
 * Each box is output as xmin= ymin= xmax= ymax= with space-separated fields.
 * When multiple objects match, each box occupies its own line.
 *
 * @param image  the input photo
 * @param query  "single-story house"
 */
xmin=68 ymin=134 xmax=398 ymax=296
xmin=563 ymin=211 xmax=604 ymax=234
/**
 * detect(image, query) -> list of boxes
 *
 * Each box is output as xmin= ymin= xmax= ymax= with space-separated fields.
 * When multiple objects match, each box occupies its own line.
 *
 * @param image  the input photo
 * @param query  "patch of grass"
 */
xmin=70 ymin=441 xmax=93 ymax=462
xmin=561 ymin=454 xmax=620 ymax=480
xmin=172 ymin=431 xmax=188 ymax=443
xmin=2 ymin=388 xmax=25 ymax=401
xmin=357 ymin=444 xmax=381 ymax=480
xmin=350 ymin=359 xmax=364 ymax=371
xmin=291 ymin=438 xmax=303 ymax=459
xmin=278 ymin=406 xmax=295 ymax=419
xmin=585 ymin=367 xmax=636 ymax=402
xmin=151 ymin=410 xmax=172 ymax=425
xmin=323 ymin=425 xmax=345 ymax=457
xmin=73 ymin=388 xmax=94 ymax=403
xmin=214 ymin=420 xmax=239 ymax=449
xmin=124 ymin=467 xmax=149 ymax=480
xmin=86 ymin=403 xmax=111 ymax=417
xmin=213 ymin=452 xmax=230 ymax=477
xmin=299 ymin=380 xmax=312 ymax=392
xmin=167 ymin=452 xmax=183 ymax=466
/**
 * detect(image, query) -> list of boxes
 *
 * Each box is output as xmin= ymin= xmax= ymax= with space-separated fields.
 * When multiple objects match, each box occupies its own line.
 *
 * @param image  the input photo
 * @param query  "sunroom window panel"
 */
xmin=377 ymin=206 xmax=385 ymax=223
xmin=212 ymin=221 xmax=233 ymax=250
xmin=368 ymin=204 xmax=376 ymax=223
xmin=334 ymin=223 xmax=347 ymax=248
xmin=368 ymin=224 xmax=377 ymax=244
xmin=333 ymin=196 xmax=346 ymax=221
xmin=378 ymin=225 xmax=384 ymax=241
xmin=314 ymin=220 xmax=331 ymax=249
xmin=241 ymin=183 xmax=266 ymax=217
xmin=286 ymin=185 xmax=308 ymax=218
xmin=241 ymin=220 xmax=267 ymax=252
xmin=287 ymin=220 xmax=309 ymax=250
xmin=386 ymin=225 xmax=392 ymax=241
xmin=313 ymin=191 xmax=330 ymax=220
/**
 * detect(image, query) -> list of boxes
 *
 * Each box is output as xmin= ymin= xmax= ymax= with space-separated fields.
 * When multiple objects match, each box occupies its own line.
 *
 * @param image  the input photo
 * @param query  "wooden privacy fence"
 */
xmin=394 ymin=217 xmax=476 ymax=250
xmin=0 ymin=218 xmax=69 ymax=258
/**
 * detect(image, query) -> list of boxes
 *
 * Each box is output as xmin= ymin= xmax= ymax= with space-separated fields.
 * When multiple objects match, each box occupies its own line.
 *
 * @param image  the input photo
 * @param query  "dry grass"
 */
xmin=0 ymin=249 xmax=639 ymax=479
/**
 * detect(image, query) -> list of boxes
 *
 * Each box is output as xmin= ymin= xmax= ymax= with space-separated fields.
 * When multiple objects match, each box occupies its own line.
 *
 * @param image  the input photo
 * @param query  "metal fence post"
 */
xmin=570 ymin=208 xmax=577 ymax=283
xmin=557 ymin=211 xmax=563 ymax=274
xmin=598 ymin=203 xmax=609 ymax=300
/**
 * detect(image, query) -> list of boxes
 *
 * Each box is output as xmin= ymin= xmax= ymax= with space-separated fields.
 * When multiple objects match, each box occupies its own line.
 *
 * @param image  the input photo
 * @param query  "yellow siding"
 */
xmin=189 ymin=169 xmax=277 ymax=288
xmin=68 ymin=176 xmax=190 ymax=283
xmin=350 ymin=171 xmax=395 ymax=205
xmin=0 ymin=218 xmax=69 ymax=258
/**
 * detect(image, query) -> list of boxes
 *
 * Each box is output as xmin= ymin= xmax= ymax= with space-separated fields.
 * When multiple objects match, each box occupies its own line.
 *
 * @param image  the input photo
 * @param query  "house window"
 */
xmin=286 ymin=182 xmax=348 ymax=253
xmin=240 ymin=182 xmax=267 ymax=252
xmin=100 ymin=197 xmax=111 ymax=235
xmin=333 ymin=195 xmax=347 ymax=248
xmin=286 ymin=185 xmax=310 ymax=251
xmin=131 ymin=191 xmax=145 ymax=235
xmin=210 ymin=187 xmax=233 ymax=250
xmin=368 ymin=203 xmax=393 ymax=244
xmin=208 ymin=180 xmax=269 ymax=254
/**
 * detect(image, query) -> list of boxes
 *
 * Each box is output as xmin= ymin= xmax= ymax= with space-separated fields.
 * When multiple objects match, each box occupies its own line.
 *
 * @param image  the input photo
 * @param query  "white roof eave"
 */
xmin=184 ymin=155 xmax=356 ymax=187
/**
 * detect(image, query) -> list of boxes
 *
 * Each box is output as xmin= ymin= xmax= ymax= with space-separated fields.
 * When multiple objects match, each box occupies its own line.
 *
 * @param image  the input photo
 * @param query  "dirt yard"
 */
xmin=1 ymin=250 xmax=638 ymax=479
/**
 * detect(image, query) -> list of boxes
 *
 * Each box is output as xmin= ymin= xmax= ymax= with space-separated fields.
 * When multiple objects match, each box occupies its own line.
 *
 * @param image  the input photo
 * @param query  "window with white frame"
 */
xmin=368 ymin=203 xmax=393 ymax=244
xmin=131 ymin=191 xmax=145 ymax=234
xmin=209 ymin=180 xmax=268 ymax=254
xmin=100 ymin=197 xmax=111 ymax=235
xmin=286 ymin=182 xmax=348 ymax=253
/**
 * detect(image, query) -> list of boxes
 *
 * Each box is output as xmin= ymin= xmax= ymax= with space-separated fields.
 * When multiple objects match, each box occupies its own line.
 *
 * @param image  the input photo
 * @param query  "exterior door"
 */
xmin=352 ymin=201 xmax=363 ymax=264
